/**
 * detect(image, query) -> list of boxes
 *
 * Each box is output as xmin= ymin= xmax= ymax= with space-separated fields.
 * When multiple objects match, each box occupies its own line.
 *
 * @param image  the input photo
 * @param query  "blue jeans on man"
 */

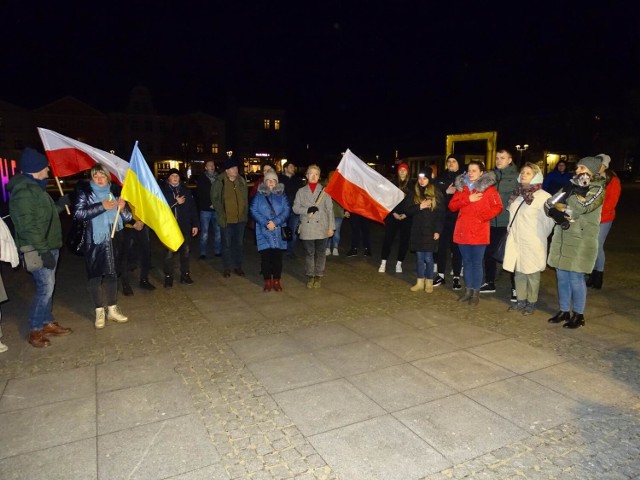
xmin=221 ymin=222 xmax=246 ymax=270
xmin=199 ymin=210 xmax=221 ymax=257
xmin=29 ymin=249 xmax=59 ymax=331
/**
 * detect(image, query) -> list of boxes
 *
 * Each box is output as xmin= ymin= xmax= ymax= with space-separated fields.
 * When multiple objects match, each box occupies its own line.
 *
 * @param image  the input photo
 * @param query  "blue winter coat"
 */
xmin=250 ymin=183 xmax=290 ymax=252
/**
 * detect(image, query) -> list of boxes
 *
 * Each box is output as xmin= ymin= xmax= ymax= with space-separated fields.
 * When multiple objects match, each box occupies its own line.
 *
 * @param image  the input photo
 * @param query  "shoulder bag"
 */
xmin=493 ymin=200 xmax=524 ymax=263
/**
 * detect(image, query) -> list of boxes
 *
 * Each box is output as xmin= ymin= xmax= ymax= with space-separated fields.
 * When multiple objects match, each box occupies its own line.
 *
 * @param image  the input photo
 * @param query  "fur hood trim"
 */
xmin=257 ymin=182 xmax=285 ymax=195
xmin=454 ymin=170 xmax=496 ymax=192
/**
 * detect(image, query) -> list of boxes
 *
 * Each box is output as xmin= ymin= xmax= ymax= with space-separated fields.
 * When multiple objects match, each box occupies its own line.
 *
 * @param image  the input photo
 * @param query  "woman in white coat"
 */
xmin=503 ymin=163 xmax=555 ymax=315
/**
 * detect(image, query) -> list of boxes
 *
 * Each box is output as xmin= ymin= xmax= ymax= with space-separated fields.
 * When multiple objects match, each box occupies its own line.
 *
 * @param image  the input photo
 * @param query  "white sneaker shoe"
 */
xmin=325 ymin=248 xmax=331 ymax=256
xmin=107 ymin=305 xmax=129 ymax=323
xmin=395 ymin=261 xmax=403 ymax=273
xmin=332 ymin=248 xmax=339 ymax=256
xmin=378 ymin=260 xmax=387 ymax=273
xmin=0 ymin=340 xmax=8 ymax=353
xmin=95 ymin=308 xmax=106 ymax=329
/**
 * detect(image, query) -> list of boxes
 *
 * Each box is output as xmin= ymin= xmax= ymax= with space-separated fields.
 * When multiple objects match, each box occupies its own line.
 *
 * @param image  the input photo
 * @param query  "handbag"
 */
xmin=492 ymin=200 xmax=524 ymax=263
xmin=66 ymin=219 xmax=86 ymax=256
xmin=264 ymin=196 xmax=292 ymax=241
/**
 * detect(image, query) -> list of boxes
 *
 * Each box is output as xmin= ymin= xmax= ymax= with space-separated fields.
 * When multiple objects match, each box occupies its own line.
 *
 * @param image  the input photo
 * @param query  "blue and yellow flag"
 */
xmin=121 ymin=143 xmax=184 ymax=251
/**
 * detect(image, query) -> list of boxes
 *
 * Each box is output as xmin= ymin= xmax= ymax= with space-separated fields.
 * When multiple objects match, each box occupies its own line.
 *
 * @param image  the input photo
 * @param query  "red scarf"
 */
xmin=308 ymin=182 xmax=318 ymax=193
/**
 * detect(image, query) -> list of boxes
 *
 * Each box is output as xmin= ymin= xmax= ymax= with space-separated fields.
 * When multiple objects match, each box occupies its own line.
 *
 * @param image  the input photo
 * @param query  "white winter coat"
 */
xmin=502 ymin=189 xmax=555 ymax=274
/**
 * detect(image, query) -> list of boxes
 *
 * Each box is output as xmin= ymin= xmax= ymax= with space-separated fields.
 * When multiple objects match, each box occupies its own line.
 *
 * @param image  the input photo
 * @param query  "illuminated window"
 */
xmin=263 ymin=119 xmax=270 ymax=129
xmin=274 ymin=120 xmax=280 ymax=130
xmin=211 ymin=143 xmax=219 ymax=154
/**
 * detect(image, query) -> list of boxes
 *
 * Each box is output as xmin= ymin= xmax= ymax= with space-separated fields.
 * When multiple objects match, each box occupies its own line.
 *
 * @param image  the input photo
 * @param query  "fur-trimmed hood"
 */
xmin=454 ymin=170 xmax=496 ymax=192
xmin=257 ymin=182 xmax=285 ymax=196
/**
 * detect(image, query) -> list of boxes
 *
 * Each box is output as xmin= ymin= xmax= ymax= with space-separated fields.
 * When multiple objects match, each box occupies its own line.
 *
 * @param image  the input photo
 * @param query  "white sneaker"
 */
xmin=378 ymin=260 xmax=387 ymax=273
xmin=325 ymin=248 xmax=331 ymax=256
xmin=332 ymin=248 xmax=339 ymax=256
xmin=0 ymin=340 xmax=8 ymax=353
xmin=395 ymin=261 xmax=403 ymax=273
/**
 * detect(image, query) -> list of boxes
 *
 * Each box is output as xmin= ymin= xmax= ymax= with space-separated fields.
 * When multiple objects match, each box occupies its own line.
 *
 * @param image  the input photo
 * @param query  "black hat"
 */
xmin=166 ymin=168 xmax=182 ymax=179
xmin=224 ymin=158 xmax=239 ymax=170
xmin=20 ymin=147 xmax=48 ymax=174
xmin=417 ymin=167 xmax=433 ymax=179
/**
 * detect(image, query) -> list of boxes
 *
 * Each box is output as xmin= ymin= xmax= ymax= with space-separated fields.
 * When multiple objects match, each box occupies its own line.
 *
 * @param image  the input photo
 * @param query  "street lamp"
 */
xmin=515 ymin=144 xmax=529 ymax=164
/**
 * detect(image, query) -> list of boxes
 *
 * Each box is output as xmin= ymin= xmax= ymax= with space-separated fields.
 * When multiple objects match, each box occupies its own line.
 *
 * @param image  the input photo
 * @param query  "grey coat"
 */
xmin=293 ymin=185 xmax=335 ymax=240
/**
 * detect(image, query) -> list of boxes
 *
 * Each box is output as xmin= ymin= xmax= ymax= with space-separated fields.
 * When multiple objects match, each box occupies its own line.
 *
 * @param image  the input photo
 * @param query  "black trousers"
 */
xmin=380 ymin=216 xmax=411 ymax=262
xmin=435 ymin=217 xmax=462 ymax=277
xmin=121 ymin=226 xmax=151 ymax=283
xmin=349 ymin=213 xmax=371 ymax=250
xmin=260 ymin=248 xmax=283 ymax=279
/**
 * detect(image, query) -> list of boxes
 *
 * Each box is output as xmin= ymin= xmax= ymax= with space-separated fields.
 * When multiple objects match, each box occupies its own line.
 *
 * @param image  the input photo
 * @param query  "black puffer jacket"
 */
xmin=433 ymin=169 xmax=462 ymax=222
xmin=72 ymin=181 xmax=132 ymax=279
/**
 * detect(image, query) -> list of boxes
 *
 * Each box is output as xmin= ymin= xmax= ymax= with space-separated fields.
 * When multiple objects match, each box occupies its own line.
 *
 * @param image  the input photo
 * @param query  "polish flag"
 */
xmin=38 ymin=128 xmax=129 ymax=184
xmin=325 ymin=149 xmax=405 ymax=224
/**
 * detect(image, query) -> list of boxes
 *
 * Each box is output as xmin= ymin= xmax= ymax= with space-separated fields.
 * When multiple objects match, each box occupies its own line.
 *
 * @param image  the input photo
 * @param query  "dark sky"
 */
xmin=2 ymin=1 xmax=637 ymax=155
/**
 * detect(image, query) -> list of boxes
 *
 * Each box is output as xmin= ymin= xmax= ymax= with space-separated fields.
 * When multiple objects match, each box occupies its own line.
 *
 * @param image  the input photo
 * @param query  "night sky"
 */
xmin=2 ymin=1 xmax=637 ymax=156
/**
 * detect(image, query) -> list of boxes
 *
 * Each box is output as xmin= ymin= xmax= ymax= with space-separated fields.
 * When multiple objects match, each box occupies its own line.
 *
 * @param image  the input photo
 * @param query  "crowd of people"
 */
xmin=0 ymin=146 xmax=622 ymax=350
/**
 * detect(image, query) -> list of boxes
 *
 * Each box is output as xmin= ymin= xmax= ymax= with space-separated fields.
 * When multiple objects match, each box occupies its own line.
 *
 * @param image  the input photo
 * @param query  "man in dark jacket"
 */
xmin=433 ymin=154 xmax=464 ymax=290
xmin=196 ymin=159 xmax=221 ymax=259
xmin=7 ymin=148 xmax=72 ymax=348
xmin=161 ymin=169 xmax=200 ymax=287
xmin=482 ymin=149 xmax=519 ymax=298
xmin=279 ymin=161 xmax=304 ymax=256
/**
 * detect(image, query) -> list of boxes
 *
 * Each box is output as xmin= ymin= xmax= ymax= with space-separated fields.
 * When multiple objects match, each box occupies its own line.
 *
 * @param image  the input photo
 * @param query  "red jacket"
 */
xmin=449 ymin=172 xmax=503 ymax=245
xmin=600 ymin=175 xmax=621 ymax=224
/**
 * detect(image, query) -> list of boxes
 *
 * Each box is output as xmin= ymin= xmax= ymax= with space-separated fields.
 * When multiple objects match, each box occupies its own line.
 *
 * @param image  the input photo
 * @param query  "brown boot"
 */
xmin=42 ymin=322 xmax=73 ymax=337
xmin=273 ymin=279 xmax=283 ymax=291
xmin=263 ymin=278 xmax=273 ymax=292
xmin=28 ymin=330 xmax=51 ymax=348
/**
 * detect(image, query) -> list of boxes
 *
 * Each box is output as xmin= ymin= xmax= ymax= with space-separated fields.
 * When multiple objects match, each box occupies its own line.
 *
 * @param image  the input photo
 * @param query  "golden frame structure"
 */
xmin=445 ymin=131 xmax=498 ymax=170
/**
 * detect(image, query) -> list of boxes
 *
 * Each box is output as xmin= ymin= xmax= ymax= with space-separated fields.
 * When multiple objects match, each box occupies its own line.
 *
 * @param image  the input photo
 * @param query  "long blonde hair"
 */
xmin=413 ymin=181 xmax=437 ymax=211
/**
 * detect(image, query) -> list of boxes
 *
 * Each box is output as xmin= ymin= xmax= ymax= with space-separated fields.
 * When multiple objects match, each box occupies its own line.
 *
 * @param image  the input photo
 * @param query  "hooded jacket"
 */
xmin=547 ymin=176 xmax=606 ymax=273
xmin=7 ymin=174 xmax=62 ymax=252
xmin=449 ymin=171 xmax=502 ymax=245
xmin=250 ymin=182 xmax=290 ymax=252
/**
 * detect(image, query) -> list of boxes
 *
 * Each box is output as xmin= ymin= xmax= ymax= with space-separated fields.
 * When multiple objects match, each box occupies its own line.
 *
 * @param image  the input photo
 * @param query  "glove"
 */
xmin=307 ymin=206 xmax=319 ymax=214
xmin=56 ymin=194 xmax=71 ymax=209
xmin=41 ymin=251 xmax=56 ymax=269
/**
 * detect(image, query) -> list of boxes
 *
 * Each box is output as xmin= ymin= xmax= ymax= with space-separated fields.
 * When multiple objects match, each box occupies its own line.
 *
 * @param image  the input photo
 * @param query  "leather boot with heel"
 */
xmin=263 ymin=278 xmax=273 ymax=292
xmin=563 ymin=313 xmax=585 ymax=329
xmin=469 ymin=289 xmax=480 ymax=305
xmin=458 ymin=288 xmax=473 ymax=302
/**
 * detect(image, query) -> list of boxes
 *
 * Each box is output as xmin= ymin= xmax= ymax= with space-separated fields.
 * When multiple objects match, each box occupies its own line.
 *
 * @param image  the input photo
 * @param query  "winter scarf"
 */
xmin=90 ymin=182 xmax=123 ymax=244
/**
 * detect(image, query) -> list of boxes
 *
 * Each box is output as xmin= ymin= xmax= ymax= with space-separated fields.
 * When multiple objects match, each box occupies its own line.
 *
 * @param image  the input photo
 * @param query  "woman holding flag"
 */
xmin=73 ymin=164 xmax=132 ymax=328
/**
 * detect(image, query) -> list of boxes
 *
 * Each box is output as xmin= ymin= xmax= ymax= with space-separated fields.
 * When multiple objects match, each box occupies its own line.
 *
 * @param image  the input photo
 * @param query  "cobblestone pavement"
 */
xmin=0 ymin=184 xmax=639 ymax=479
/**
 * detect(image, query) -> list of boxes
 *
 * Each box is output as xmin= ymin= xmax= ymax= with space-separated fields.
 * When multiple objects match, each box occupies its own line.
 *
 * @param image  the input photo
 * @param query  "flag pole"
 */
xmin=111 ymin=205 xmax=121 ymax=238
xmin=53 ymin=174 xmax=71 ymax=215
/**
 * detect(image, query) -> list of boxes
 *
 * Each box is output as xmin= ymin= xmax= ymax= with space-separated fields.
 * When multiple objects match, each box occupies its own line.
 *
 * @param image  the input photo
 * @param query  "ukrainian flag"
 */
xmin=121 ymin=142 xmax=184 ymax=251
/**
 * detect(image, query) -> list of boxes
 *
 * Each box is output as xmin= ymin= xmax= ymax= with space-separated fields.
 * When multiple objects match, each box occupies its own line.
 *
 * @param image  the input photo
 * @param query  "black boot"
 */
xmin=563 ymin=313 xmax=585 ymax=329
xmin=548 ymin=311 xmax=570 ymax=323
xmin=585 ymin=270 xmax=594 ymax=288
xmin=591 ymin=270 xmax=603 ymax=289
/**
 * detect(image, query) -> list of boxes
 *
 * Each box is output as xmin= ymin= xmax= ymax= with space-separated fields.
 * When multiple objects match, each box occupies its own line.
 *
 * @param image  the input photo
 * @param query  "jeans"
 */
xmin=484 ymin=226 xmax=506 ymax=282
xmin=286 ymin=213 xmax=300 ymax=255
xmin=164 ymin=232 xmax=192 ymax=276
xmin=458 ymin=244 xmax=486 ymax=289
xmin=329 ymin=217 xmax=343 ymax=250
xmin=556 ymin=269 xmax=587 ymax=314
xmin=221 ymin=222 xmax=246 ymax=269
xmin=594 ymin=221 xmax=612 ymax=271
xmin=415 ymin=251 xmax=435 ymax=279
xmin=121 ymin=226 xmax=151 ymax=283
xmin=303 ymin=238 xmax=328 ymax=277
xmin=349 ymin=213 xmax=371 ymax=250
xmin=380 ymin=216 xmax=411 ymax=262
xmin=199 ymin=210 xmax=221 ymax=256
xmin=435 ymin=217 xmax=462 ymax=277
xmin=89 ymin=274 xmax=118 ymax=308
xmin=28 ymin=249 xmax=59 ymax=331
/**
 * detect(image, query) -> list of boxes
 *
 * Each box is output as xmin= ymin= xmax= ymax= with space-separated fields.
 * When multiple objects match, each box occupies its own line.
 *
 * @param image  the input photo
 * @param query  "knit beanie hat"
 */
xmin=397 ymin=163 xmax=409 ymax=173
xmin=224 ymin=158 xmax=239 ymax=170
xmin=20 ymin=147 xmax=48 ymax=174
xmin=596 ymin=153 xmax=611 ymax=169
xmin=577 ymin=156 xmax=602 ymax=175
xmin=166 ymin=168 xmax=181 ymax=179
xmin=263 ymin=170 xmax=278 ymax=183
xmin=418 ymin=167 xmax=432 ymax=179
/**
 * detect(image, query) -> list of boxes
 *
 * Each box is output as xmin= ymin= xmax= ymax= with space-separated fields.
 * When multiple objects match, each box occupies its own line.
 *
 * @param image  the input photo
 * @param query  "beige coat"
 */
xmin=503 ymin=189 xmax=555 ymax=274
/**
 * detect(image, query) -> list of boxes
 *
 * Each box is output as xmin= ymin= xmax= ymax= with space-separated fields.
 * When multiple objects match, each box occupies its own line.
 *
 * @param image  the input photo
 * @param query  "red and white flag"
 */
xmin=37 ymin=127 xmax=129 ymax=184
xmin=325 ymin=149 xmax=404 ymax=224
